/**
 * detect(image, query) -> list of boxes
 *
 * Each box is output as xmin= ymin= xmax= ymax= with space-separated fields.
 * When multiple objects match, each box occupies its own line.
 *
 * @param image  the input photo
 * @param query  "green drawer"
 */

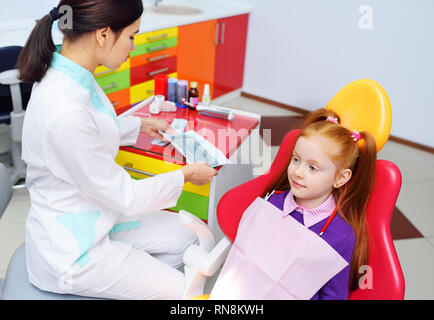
xmin=131 ymin=176 xmax=209 ymax=220
xmin=95 ymin=69 xmax=130 ymax=94
xmin=169 ymin=191 xmax=209 ymax=221
xmin=130 ymin=37 xmax=178 ymax=57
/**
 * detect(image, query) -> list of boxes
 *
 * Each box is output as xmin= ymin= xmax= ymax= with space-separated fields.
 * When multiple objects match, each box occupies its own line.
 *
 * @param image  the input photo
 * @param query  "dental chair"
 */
xmin=180 ymin=79 xmax=405 ymax=300
xmin=0 ymin=46 xmax=32 ymax=185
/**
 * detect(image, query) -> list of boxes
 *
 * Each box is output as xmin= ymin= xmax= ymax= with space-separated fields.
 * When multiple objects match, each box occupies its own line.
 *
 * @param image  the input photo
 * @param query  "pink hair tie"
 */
xmin=352 ymin=130 xmax=362 ymax=142
xmin=326 ymin=116 xmax=338 ymax=124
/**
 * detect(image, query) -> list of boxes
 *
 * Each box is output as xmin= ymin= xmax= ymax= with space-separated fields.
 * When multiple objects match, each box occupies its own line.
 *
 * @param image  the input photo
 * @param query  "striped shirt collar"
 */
xmin=282 ymin=190 xmax=336 ymax=228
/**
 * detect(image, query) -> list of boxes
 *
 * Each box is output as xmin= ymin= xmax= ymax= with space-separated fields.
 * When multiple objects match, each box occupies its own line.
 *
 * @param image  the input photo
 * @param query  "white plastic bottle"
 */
xmin=202 ymin=84 xmax=210 ymax=106
xmin=149 ymin=95 xmax=165 ymax=114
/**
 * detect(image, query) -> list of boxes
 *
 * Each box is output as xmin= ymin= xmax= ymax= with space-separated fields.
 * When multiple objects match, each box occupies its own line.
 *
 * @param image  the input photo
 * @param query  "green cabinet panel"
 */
xmin=95 ymin=69 xmax=130 ymax=95
xmin=131 ymin=176 xmax=209 ymax=221
xmin=130 ymin=37 xmax=178 ymax=57
xmin=169 ymin=191 xmax=209 ymax=221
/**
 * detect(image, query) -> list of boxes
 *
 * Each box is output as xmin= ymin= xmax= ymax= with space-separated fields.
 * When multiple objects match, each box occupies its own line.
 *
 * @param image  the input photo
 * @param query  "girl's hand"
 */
xmin=140 ymin=118 xmax=171 ymax=140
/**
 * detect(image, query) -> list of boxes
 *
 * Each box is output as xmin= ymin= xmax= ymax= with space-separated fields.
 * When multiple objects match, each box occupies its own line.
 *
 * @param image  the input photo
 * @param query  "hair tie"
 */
xmin=352 ymin=130 xmax=362 ymax=142
xmin=50 ymin=7 xmax=60 ymax=21
xmin=325 ymin=116 xmax=338 ymax=124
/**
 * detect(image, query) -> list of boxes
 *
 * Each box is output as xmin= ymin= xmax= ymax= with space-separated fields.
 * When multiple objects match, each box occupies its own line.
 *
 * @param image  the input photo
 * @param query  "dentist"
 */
xmin=17 ymin=0 xmax=217 ymax=300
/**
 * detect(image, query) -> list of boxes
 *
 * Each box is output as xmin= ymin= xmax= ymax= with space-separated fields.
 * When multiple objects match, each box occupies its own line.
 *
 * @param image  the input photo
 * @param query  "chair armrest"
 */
xmin=0 ymin=69 xmax=20 ymax=85
xmin=199 ymin=236 xmax=232 ymax=277
xmin=179 ymin=210 xmax=215 ymax=251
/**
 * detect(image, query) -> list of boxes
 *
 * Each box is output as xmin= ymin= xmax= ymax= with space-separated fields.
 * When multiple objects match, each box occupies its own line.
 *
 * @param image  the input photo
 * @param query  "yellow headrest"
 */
xmin=326 ymin=79 xmax=392 ymax=152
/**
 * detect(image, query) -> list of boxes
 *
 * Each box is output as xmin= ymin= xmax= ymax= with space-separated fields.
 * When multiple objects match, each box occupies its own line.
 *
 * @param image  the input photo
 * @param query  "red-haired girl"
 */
xmin=266 ymin=108 xmax=377 ymax=299
xmin=211 ymin=108 xmax=377 ymax=300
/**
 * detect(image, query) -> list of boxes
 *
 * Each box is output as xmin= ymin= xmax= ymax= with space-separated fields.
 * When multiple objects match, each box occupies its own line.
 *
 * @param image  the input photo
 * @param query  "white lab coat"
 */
xmin=21 ymin=52 xmax=188 ymax=297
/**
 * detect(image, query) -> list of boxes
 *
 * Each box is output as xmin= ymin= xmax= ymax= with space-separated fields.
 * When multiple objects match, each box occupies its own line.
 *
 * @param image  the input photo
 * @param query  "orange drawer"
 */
xmin=130 ymin=47 xmax=177 ymax=68
xmin=107 ymin=87 xmax=130 ymax=110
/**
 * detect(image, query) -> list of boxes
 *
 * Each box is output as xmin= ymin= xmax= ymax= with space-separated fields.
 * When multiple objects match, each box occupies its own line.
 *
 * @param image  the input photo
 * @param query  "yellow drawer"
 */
xmin=115 ymin=149 xmax=210 ymax=197
xmin=129 ymin=72 xmax=177 ymax=104
xmin=134 ymin=27 xmax=178 ymax=46
xmin=94 ymin=59 xmax=130 ymax=78
xmin=130 ymin=79 xmax=154 ymax=104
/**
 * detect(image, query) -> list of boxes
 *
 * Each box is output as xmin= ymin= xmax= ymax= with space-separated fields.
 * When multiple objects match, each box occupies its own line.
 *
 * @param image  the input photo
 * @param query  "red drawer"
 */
xmin=130 ymin=56 xmax=177 ymax=86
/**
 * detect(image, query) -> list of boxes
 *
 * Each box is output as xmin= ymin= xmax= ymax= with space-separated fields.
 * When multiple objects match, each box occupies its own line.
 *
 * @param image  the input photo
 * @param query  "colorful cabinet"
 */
xmin=114 ymin=102 xmax=260 ymax=238
xmin=177 ymin=19 xmax=217 ymax=100
xmin=94 ymin=27 xmax=179 ymax=114
xmin=94 ymin=14 xmax=249 ymax=114
xmin=214 ymin=14 xmax=249 ymax=98
xmin=177 ymin=14 xmax=249 ymax=100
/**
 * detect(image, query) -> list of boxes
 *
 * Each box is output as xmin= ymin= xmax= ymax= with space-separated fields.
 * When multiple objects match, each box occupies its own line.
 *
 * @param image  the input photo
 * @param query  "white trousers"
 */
xmin=72 ymin=210 xmax=197 ymax=300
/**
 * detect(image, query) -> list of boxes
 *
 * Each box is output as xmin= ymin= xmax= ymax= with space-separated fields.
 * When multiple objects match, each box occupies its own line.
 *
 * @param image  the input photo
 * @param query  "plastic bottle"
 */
xmin=176 ymin=80 xmax=188 ymax=108
xmin=149 ymin=95 xmax=165 ymax=114
xmin=154 ymin=74 xmax=168 ymax=99
xmin=168 ymin=78 xmax=178 ymax=103
xmin=188 ymin=81 xmax=199 ymax=110
xmin=202 ymin=83 xmax=210 ymax=106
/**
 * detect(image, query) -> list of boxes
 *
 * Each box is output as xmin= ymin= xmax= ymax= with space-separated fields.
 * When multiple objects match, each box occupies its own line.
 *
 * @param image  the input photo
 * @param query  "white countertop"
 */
xmin=140 ymin=0 xmax=251 ymax=32
xmin=0 ymin=0 xmax=252 ymax=48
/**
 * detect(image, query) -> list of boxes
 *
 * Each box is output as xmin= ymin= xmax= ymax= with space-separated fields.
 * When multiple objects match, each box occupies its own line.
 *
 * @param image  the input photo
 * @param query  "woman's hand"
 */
xmin=181 ymin=162 xmax=218 ymax=185
xmin=140 ymin=118 xmax=171 ymax=140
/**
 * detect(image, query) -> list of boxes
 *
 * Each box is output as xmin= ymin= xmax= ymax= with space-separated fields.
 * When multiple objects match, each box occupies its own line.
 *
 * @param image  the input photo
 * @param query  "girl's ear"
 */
xmin=334 ymin=168 xmax=352 ymax=188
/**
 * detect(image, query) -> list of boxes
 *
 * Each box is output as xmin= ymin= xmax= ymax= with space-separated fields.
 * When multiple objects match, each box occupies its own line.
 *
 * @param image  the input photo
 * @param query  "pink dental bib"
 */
xmin=210 ymin=197 xmax=348 ymax=300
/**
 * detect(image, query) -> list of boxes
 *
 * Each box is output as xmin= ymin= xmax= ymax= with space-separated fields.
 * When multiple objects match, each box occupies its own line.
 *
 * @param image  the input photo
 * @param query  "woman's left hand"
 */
xmin=140 ymin=118 xmax=171 ymax=140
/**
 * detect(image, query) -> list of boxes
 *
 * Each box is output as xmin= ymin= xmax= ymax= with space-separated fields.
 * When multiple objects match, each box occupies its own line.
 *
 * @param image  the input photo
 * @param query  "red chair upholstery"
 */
xmin=216 ymin=129 xmax=405 ymax=300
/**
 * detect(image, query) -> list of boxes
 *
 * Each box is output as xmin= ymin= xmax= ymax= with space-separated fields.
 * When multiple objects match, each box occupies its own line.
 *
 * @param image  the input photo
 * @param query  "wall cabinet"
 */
xmin=213 ymin=14 xmax=249 ymax=98
xmin=177 ymin=14 xmax=249 ymax=100
xmin=94 ymin=27 xmax=178 ymax=114
xmin=94 ymin=14 xmax=248 ymax=114
xmin=177 ymin=19 xmax=217 ymax=100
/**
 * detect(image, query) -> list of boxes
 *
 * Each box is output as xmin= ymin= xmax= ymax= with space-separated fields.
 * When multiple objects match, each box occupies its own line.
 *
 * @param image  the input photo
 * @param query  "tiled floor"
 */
xmin=1 ymin=96 xmax=434 ymax=300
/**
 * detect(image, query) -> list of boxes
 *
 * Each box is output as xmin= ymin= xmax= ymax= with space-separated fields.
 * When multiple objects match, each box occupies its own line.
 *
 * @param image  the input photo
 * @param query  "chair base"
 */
xmin=8 ymin=138 xmax=26 ymax=184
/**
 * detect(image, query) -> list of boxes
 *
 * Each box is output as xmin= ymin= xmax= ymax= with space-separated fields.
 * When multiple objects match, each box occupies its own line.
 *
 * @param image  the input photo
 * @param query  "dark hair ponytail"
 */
xmin=17 ymin=14 xmax=57 ymax=83
xmin=17 ymin=0 xmax=143 ymax=83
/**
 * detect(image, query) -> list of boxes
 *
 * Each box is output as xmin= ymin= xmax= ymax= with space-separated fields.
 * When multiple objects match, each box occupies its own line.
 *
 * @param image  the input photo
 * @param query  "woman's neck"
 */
xmin=59 ymin=39 xmax=99 ymax=73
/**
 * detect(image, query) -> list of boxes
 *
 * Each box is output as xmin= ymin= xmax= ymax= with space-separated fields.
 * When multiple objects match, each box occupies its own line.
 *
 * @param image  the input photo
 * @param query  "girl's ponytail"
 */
xmin=337 ymin=130 xmax=377 ymax=291
xmin=17 ymin=13 xmax=57 ymax=83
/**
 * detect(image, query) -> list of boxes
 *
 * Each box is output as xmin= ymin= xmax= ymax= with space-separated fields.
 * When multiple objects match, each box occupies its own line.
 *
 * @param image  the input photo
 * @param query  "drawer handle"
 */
xmin=148 ymin=53 xmax=169 ymax=62
xmin=102 ymin=82 xmax=118 ymax=90
xmin=112 ymin=101 xmax=119 ymax=107
xmin=220 ymin=22 xmax=226 ymax=45
xmin=147 ymin=89 xmax=155 ymax=94
xmin=95 ymin=69 xmax=114 ymax=77
xmin=215 ymin=22 xmax=220 ymax=45
xmin=147 ymin=67 xmax=168 ymax=77
xmin=147 ymin=33 xmax=169 ymax=41
xmin=147 ymin=44 xmax=168 ymax=52
xmin=123 ymin=165 xmax=155 ymax=177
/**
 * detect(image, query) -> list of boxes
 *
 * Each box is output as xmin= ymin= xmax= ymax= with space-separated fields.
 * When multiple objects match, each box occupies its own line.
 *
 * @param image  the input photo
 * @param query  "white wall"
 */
xmin=236 ymin=0 xmax=434 ymax=148
xmin=0 ymin=0 xmax=58 ymax=22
